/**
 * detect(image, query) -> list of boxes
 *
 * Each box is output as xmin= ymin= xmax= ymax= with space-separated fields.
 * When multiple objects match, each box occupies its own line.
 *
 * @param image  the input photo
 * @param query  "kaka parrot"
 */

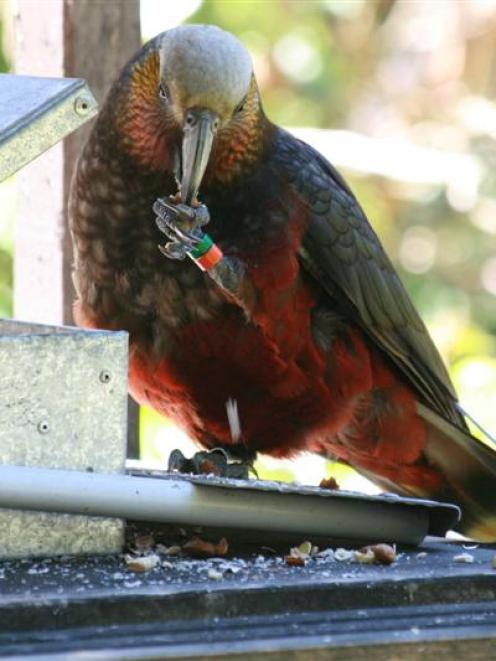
xmin=69 ymin=24 xmax=496 ymax=540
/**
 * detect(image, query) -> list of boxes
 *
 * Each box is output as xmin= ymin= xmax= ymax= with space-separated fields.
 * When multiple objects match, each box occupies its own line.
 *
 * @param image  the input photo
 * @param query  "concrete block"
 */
xmin=0 ymin=320 xmax=128 ymax=557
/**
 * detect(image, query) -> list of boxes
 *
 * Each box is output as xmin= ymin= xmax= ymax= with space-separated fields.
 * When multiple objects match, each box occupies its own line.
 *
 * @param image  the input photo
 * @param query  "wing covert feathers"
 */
xmin=274 ymin=129 xmax=463 ymax=427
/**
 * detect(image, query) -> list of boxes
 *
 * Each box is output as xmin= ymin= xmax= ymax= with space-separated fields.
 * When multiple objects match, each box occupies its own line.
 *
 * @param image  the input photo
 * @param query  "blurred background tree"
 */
xmin=1 ymin=0 xmax=496 ymax=485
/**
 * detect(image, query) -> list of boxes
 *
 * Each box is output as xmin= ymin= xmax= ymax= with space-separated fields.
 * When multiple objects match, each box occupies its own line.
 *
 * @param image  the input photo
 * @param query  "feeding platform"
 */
xmin=0 ymin=536 xmax=494 ymax=658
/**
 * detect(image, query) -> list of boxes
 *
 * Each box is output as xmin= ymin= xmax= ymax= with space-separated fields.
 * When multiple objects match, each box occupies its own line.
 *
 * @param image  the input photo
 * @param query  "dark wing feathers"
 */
xmin=273 ymin=128 xmax=464 ymax=426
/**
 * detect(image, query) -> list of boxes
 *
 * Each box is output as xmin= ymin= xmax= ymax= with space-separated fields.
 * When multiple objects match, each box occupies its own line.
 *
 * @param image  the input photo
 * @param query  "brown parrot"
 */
xmin=69 ymin=24 xmax=496 ymax=540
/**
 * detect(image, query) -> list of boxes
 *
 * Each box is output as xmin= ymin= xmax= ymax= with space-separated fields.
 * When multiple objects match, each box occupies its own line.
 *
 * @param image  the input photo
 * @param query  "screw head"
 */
xmin=99 ymin=370 xmax=111 ymax=383
xmin=74 ymin=95 xmax=92 ymax=117
xmin=37 ymin=420 xmax=49 ymax=434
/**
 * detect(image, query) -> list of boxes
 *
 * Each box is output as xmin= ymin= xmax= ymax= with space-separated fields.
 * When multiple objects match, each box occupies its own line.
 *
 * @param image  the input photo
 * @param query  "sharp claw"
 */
xmin=153 ymin=197 xmax=179 ymax=220
xmin=170 ymin=222 xmax=201 ymax=245
xmin=167 ymin=450 xmax=194 ymax=473
xmin=154 ymin=198 xmax=209 ymax=229
xmin=158 ymin=242 xmax=188 ymax=260
xmin=154 ymin=197 xmax=211 ymax=262
xmin=168 ymin=449 xmax=189 ymax=472
xmin=153 ymin=198 xmax=196 ymax=230
xmin=156 ymin=221 xmax=180 ymax=243
xmin=155 ymin=214 xmax=173 ymax=236
xmin=154 ymin=207 xmax=201 ymax=246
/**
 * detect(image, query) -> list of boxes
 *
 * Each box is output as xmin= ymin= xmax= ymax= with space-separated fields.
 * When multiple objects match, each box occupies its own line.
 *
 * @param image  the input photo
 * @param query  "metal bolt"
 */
xmin=74 ymin=95 xmax=92 ymax=117
xmin=99 ymin=370 xmax=112 ymax=383
xmin=37 ymin=420 xmax=49 ymax=434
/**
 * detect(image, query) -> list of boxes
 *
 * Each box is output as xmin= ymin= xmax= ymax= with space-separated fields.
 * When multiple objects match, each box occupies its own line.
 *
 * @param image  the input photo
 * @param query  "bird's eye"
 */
xmin=159 ymin=84 xmax=169 ymax=101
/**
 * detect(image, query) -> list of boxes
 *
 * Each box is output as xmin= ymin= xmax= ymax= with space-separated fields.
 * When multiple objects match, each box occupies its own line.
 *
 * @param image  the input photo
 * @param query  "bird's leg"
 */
xmin=154 ymin=199 xmax=259 ymax=479
xmin=207 ymin=255 xmax=246 ymax=298
xmin=153 ymin=196 xmax=210 ymax=261
xmin=154 ymin=197 xmax=249 ymax=302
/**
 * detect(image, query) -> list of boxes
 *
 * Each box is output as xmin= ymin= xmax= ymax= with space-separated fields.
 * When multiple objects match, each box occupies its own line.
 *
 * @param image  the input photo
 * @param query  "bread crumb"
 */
xmin=125 ymin=553 xmax=160 ymax=573
xmin=453 ymin=552 xmax=474 ymax=563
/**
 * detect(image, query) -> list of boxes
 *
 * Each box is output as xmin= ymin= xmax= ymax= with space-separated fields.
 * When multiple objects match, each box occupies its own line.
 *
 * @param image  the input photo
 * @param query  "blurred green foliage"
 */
xmin=0 ymin=18 xmax=9 ymax=73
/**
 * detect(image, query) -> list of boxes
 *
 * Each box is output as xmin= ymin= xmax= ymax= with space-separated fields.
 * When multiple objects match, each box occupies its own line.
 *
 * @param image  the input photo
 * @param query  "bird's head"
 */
xmin=116 ymin=25 xmax=269 ymax=201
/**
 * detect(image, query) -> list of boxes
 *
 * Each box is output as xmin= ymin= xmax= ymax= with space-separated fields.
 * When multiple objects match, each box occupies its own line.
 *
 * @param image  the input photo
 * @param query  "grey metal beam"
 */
xmin=0 ymin=73 xmax=97 ymax=182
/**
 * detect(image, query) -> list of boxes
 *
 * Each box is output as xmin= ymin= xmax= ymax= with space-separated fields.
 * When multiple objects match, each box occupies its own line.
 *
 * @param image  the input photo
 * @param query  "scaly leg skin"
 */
xmin=153 ymin=196 xmax=247 ymax=300
xmin=168 ymin=447 xmax=257 ymax=479
xmin=154 ymin=197 xmax=257 ymax=479
xmin=153 ymin=196 xmax=211 ymax=260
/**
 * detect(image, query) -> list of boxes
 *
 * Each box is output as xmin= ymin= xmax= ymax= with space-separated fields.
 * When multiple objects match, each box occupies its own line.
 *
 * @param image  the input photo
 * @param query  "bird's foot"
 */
xmin=153 ymin=196 xmax=210 ymax=261
xmin=153 ymin=195 xmax=244 ymax=297
xmin=168 ymin=447 xmax=256 ymax=480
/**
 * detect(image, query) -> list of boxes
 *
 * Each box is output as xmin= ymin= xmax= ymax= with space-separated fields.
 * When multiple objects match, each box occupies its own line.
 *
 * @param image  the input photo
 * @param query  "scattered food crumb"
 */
xmin=319 ymin=477 xmax=339 ymax=490
xmin=156 ymin=544 xmax=182 ymax=556
xmin=207 ymin=568 xmax=224 ymax=580
xmin=284 ymin=555 xmax=306 ymax=567
xmin=27 ymin=565 xmax=50 ymax=575
xmin=218 ymin=562 xmax=242 ymax=575
xmin=182 ymin=536 xmax=228 ymax=558
xmin=453 ymin=552 xmax=474 ymax=564
xmin=354 ymin=548 xmax=376 ymax=564
xmin=285 ymin=540 xmax=318 ymax=565
xmin=296 ymin=541 xmax=312 ymax=556
xmin=316 ymin=548 xmax=335 ymax=561
xmin=125 ymin=554 xmax=160 ymax=573
xmin=357 ymin=544 xmax=396 ymax=565
xmin=334 ymin=548 xmax=354 ymax=562
xmin=416 ymin=552 xmax=428 ymax=559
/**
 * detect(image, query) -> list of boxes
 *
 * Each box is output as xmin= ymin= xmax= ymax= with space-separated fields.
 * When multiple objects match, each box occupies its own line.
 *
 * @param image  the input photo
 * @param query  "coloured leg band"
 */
xmin=188 ymin=234 xmax=224 ymax=271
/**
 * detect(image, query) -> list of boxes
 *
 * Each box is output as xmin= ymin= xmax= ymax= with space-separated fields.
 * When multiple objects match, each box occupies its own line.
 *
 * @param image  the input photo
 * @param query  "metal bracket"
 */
xmin=0 ymin=74 xmax=98 ymax=182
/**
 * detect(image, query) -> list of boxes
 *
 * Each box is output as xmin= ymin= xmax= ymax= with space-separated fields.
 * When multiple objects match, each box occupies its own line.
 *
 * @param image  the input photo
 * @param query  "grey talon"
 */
xmin=158 ymin=242 xmax=188 ymax=260
xmin=153 ymin=197 xmax=212 ymax=262
xmin=155 ymin=214 xmax=174 ymax=236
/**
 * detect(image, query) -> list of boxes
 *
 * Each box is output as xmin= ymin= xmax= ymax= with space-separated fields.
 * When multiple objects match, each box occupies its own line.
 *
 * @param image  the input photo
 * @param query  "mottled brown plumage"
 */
xmin=70 ymin=25 xmax=496 ymax=540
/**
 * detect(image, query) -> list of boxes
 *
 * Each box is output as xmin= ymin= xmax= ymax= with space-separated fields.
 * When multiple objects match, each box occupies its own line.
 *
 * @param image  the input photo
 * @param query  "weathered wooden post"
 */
xmin=13 ymin=0 xmax=141 ymax=456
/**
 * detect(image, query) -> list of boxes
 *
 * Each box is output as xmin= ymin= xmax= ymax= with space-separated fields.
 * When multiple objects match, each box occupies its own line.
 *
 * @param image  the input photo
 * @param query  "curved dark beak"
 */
xmin=180 ymin=108 xmax=219 ymax=205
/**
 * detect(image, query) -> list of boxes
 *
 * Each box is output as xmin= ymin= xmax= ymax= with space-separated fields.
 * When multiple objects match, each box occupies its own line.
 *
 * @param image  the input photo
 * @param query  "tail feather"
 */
xmin=417 ymin=403 xmax=496 ymax=541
